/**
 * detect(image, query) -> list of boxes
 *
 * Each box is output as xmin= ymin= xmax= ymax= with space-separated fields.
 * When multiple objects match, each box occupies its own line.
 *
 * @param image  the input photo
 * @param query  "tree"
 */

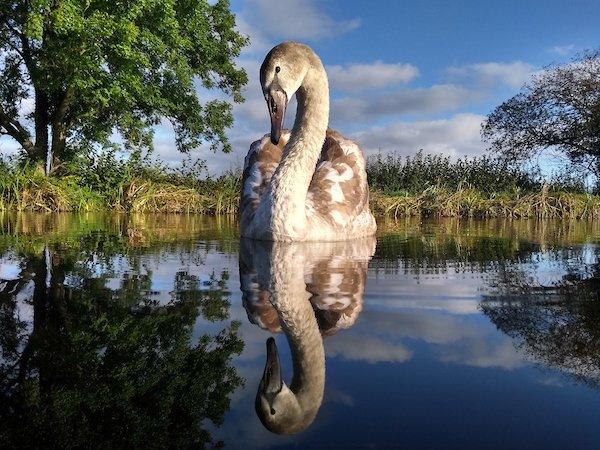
xmin=481 ymin=247 xmax=600 ymax=387
xmin=482 ymin=50 xmax=600 ymax=183
xmin=0 ymin=241 xmax=244 ymax=448
xmin=0 ymin=0 xmax=247 ymax=173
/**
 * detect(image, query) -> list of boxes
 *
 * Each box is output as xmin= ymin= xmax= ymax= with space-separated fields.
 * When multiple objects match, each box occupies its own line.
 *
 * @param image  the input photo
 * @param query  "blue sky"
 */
xmin=1 ymin=0 xmax=599 ymax=174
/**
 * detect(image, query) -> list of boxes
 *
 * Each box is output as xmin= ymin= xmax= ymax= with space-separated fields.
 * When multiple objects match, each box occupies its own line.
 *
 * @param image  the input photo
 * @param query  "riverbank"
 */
xmin=2 ymin=170 xmax=599 ymax=219
xmin=370 ymin=187 xmax=600 ymax=220
xmin=2 ymin=152 xmax=599 ymax=219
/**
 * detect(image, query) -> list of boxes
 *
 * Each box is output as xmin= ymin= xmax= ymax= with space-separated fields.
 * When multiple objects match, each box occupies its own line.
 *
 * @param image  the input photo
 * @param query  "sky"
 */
xmin=1 ymin=0 xmax=599 ymax=174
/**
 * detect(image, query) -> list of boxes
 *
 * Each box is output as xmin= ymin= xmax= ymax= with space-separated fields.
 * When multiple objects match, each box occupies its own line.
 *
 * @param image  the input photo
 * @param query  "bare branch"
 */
xmin=0 ymin=108 xmax=35 ymax=155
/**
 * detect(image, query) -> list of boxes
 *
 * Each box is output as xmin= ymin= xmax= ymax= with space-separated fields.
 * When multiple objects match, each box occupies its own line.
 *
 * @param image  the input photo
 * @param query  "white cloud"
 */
xmin=326 ymin=388 xmax=354 ymax=406
xmin=190 ymin=98 xmax=485 ymax=174
xmin=323 ymin=308 xmax=527 ymax=370
xmin=548 ymin=44 xmax=575 ymax=56
xmin=0 ymin=254 xmax=22 ymax=280
xmin=327 ymin=61 xmax=419 ymax=91
xmin=538 ymin=376 xmax=565 ymax=387
xmin=0 ymin=95 xmax=36 ymax=160
xmin=352 ymin=113 xmax=486 ymax=158
xmin=326 ymin=334 xmax=413 ymax=363
xmin=361 ymin=311 xmax=480 ymax=344
xmin=331 ymin=84 xmax=474 ymax=124
xmin=235 ymin=16 xmax=273 ymax=56
xmin=439 ymin=339 xmax=526 ymax=370
xmin=446 ymin=61 xmax=536 ymax=88
xmin=243 ymin=0 xmax=360 ymax=41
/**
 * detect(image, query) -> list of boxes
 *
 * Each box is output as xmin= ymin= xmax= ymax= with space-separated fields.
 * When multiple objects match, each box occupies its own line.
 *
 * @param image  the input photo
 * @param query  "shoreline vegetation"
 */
xmin=1 ymin=151 xmax=599 ymax=220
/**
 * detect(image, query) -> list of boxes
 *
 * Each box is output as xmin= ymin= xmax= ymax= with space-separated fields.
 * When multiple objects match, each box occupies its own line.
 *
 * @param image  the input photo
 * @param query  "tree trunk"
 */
xmin=46 ymin=87 xmax=74 ymax=174
xmin=594 ymin=157 xmax=600 ymax=194
xmin=49 ymin=121 xmax=66 ymax=174
xmin=33 ymin=91 xmax=50 ymax=167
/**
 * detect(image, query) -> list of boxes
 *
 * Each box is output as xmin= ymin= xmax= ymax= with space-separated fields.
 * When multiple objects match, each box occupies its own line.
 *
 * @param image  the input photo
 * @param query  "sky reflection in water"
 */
xmin=1 ymin=214 xmax=599 ymax=449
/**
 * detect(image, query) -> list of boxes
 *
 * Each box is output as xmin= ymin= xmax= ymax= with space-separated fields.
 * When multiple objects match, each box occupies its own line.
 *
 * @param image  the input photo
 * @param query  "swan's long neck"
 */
xmin=269 ymin=66 xmax=329 ymax=239
xmin=269 ymin=245 xmax=325 ymax=420
xmin=284 ymin=296 xmax=325 ymax=413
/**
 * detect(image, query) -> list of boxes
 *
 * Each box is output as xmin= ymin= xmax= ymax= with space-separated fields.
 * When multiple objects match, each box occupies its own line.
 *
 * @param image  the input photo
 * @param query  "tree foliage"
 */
xmin=0 ymin=232 xmax=244 ymax=448
xmin=482 ymin=50 xmax=600 ymax=180
xmin=482 ymin=247 xmax=600 ymax=387
xmin=0 ymin=0 xmax=247 ymax=171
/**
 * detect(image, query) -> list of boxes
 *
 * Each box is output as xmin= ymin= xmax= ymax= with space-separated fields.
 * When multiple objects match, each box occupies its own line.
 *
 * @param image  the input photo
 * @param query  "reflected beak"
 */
xmin=260 ymin=337 xmax=283 ymax=394
xmin=267 ymin=89 xmax=287 ymax=145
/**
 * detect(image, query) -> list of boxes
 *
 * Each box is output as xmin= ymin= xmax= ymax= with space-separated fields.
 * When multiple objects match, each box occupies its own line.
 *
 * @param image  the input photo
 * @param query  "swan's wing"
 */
xmin=239 ymin=238 xmax=376 ymax=336
xmin=307 ymin=129 xmax=370 ymax=229
xmin=306 ymin=257 xmax=367 ymax=336
xmin=239 ymin=132 xmax=289 ymax=228
xmin=241 ymin=284 xmax=282 ymax=333
xmin=239 ymin=238 xmax=282 ymax=333
xmin=304 ymin=238 xmax=376 ymax=335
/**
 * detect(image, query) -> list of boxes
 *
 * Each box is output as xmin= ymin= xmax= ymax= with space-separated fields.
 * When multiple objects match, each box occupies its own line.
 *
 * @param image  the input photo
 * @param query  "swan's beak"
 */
xmin=267 ymin=89 xmax=287 ymax=145
xmin=260 ymin=337 xmax=283 ymax=394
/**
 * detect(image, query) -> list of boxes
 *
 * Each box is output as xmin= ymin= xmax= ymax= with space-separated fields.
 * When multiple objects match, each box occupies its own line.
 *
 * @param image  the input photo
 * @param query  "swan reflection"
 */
xmin=239 ymin=237 xmax=375 ymax=434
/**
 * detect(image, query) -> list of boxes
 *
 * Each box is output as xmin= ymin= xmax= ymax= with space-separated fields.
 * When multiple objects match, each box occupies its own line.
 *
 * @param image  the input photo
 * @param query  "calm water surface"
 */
xmin=1 ymin=213 xmax=599 ymax=449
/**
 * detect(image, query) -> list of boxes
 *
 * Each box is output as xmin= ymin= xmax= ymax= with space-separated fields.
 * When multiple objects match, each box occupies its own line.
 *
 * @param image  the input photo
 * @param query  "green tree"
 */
xmin=481 ymin=248 xmax=600 ymax=387
xmin=482 ymin=50 xmax=600 ymax=185
xmin=0 ymin=236 xmax=244 ymax=448
xmin=0 ymin=0 xmax=247 ymax=173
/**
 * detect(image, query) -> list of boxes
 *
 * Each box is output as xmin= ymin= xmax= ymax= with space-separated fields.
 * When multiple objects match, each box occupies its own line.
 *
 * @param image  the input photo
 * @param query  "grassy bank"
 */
xmin=1 ymin=152 xmax=599 ymax=219
xmin=367 ymin=152 xmax=600 ymax=219
xmin=0 ymin=156 xmax=240 ymax=215
xmin=370 ymin=186 xmax=600 ymax=220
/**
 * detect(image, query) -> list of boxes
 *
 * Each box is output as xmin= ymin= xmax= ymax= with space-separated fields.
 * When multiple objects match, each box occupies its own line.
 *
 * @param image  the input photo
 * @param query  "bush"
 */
xmin=367 ymin=151 xmax=546 ymax=195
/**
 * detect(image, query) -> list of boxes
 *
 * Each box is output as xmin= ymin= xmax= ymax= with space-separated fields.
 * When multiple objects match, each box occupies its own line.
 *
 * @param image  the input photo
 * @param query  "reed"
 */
xmin=0 ymin=164 xmax=103 ymax=212
xmin=371 ymin=185 xmax=600 ymax=220
xmin=0 ymin=160 xmax=241 ymax=215
xmin=367 ymin=150 xmax=589 ymax=195
xmin=2 ymin=154 xmax=599 ymax=219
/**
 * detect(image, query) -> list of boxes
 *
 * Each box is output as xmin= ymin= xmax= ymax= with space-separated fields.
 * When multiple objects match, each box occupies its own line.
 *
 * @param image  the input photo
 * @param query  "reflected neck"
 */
xmin=269 ymin=244 xmax=325 ymax=415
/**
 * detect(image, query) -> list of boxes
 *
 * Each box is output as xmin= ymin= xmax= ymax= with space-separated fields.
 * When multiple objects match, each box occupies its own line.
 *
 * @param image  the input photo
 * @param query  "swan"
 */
xmin=239 ymin=237 xmax=375 ymax=434
xmin=240 ymin=42 xmax=377 ymax=242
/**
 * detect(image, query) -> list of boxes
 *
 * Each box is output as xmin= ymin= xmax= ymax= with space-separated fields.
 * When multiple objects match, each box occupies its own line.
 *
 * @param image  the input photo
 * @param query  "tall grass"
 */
xmin=367 ymin=150 xmax=588 ymax=194
xmin=1 ymin=151 xmax=599 ymax=219
xmin=0 ymin=162 xmax=103 ymax=212
xmin=371 ymin=185 xmax=600 ymax=219
xmin=367 ymin=151 xmax=599 ymax=219
xmin=0 ymin=153 xmax=242 ymax=214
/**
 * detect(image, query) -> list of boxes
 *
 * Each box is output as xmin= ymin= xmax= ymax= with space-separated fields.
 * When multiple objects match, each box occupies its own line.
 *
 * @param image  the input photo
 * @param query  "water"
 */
xmin=1 ymin=213 xmax=599 ymax=449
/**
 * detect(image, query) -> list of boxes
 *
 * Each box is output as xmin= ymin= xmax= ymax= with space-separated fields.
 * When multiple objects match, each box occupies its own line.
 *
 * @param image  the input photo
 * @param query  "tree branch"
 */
xmin=4 ymin=18 xmax=37 ymax=81
xmin=3 ymin=38 xmax=26 ymax=61
xmin=0 ymin=108 xmax=35 ymax=155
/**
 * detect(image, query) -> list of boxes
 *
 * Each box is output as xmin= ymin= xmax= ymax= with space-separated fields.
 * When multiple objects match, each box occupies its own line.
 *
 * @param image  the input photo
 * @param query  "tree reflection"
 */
xmin=0 ymin=238 xmax=243 ymax=448
xmin=481 ymin=246 xmax=600 ymax=386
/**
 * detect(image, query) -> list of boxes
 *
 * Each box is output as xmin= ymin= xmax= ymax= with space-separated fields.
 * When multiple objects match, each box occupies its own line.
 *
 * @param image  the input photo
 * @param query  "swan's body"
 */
xmin=240 ymin=42 xmax=376 ymax=242
xmin=239 ymin=237 xmax=375 ymax=434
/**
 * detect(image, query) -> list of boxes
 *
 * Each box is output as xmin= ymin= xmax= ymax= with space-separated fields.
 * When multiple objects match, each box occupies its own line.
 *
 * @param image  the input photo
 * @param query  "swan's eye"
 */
xmin=275 ymin=66 xmax=281 ymax=73
xmin=270 ymin=408 xmax=276 ymax=415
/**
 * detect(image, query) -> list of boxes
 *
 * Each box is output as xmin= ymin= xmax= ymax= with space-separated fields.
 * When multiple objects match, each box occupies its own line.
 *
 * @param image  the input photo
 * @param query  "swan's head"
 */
xmin=255 ymin=337 xmax=317 ymax=434
xmin=260 ymin=42 xmax=323 ymax=144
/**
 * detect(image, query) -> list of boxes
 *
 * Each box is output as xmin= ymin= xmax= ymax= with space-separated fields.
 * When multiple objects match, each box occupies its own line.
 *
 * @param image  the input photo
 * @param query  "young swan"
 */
xmin=240 ymin=237 xmax=376 ymax=434
xmin=240 ymin=42 xmax=377 ymax=242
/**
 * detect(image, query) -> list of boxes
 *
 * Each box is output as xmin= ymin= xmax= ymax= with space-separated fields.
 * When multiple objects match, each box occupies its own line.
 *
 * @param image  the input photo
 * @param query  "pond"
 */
xmin=1 ymin=213 xmax=599 ymax=449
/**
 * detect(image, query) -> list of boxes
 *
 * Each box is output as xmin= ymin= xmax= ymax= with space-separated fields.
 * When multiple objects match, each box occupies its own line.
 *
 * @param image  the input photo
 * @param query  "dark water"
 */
xmin=1 ymin=214 xmax=599 ymax=449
